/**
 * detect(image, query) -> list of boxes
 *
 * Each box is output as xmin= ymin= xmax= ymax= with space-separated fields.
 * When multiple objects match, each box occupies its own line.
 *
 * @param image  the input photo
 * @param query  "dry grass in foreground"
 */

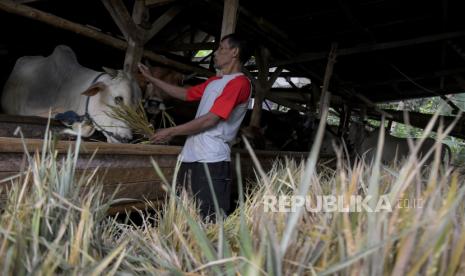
xmin=0 ymin=115 xmax=464 ymax=275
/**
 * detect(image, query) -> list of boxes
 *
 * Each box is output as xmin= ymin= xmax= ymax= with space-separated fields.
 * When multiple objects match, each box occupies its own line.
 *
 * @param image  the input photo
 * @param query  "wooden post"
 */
xmin=337 ymin=104 xmax=351 ymax=137
xmin=124 ymin=39 xmax=144 ymax=75
xmin=124 ymin=0 xmax=146 ymax=75
xmin=220 ymin=0 xmax=239 ymax=38
xmin=102 ymin=0 xmax=146 ymax=75
xmin=249 ymin=47 xmax=283 ymax=128
xmin=250 ymin=47 xmax=270 ymax=128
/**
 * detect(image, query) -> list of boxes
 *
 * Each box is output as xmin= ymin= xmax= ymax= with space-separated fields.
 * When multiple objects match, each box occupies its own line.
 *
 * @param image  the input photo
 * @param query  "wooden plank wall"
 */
xmin=0 ymin=137 xmax=306 ymax=213
xmin=0 ymin=115 xmax=65 ymax=139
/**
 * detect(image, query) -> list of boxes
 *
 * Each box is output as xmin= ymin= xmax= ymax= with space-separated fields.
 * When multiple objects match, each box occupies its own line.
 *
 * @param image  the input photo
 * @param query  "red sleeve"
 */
xmin=210 ymin=76 xmax=251 ymax=120
xmin=186 ymin=76 xmax=220 ymax=101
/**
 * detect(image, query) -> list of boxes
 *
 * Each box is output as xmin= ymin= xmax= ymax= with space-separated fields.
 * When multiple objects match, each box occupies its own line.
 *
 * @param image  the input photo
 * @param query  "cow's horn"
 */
xmin=102 ymin=66 xmax=118 ymax=78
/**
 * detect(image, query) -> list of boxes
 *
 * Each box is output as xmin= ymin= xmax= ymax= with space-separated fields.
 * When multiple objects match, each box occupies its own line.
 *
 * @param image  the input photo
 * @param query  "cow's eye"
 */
xmin=114 ymin=96 xmax=123 ymax=105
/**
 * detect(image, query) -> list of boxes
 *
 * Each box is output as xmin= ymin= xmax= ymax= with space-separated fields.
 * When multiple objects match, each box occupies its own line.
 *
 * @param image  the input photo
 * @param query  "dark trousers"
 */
xmin=177 ymin=161 xmax=232 ymax=219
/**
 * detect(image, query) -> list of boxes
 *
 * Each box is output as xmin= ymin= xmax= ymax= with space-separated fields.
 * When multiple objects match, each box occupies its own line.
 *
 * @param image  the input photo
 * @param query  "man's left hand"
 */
xmin=138 ymin=63 xmax=153 ymax=80
xmin=151 ymin=127 xmax=176 ymax=144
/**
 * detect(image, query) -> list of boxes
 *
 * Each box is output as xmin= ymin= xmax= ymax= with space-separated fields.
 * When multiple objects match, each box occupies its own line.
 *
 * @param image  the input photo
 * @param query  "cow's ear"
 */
xmin=82 ymin=82 xmax=106 ymax=96
xmin=102 ymin=66 xmax=118 ymax=78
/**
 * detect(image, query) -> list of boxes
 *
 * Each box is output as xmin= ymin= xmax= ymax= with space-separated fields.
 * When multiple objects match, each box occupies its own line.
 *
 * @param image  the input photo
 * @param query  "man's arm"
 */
xmin=150 ymin=112 xmax=221 ymax=143
xmin=138 ymin=63 xmax=187 ymax=100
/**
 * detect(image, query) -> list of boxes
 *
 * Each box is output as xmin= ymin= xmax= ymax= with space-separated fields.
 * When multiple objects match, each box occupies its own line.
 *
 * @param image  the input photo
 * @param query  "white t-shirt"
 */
xmin=181 ymin=73 xmax=251 ymax=162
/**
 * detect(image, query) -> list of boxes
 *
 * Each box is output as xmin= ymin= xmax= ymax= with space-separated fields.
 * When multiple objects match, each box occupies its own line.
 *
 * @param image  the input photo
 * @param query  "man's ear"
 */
xmin=82 ymin=82 xmax=106 ymax=96
xmin=232 ymin=47 xmax=239 ymax=59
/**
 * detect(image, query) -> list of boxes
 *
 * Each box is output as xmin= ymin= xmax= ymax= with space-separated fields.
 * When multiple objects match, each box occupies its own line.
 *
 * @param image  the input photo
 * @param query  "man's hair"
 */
xmin=221 ymin=33 xmax=251 ymax=64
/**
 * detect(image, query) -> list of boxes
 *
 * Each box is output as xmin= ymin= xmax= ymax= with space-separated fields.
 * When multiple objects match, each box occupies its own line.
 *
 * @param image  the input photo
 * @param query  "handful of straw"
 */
xmin=107 ymin=102 xmax=155 ymax=140
xmin=107 ymin=102 xmax=177 ymax=143
xmin=157 ymin=106 xmax=177 ymax=129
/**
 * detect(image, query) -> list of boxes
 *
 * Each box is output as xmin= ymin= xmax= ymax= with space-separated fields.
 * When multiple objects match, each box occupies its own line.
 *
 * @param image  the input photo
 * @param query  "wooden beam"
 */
xmin=268 ymin=90 xmax=311 ymax=103
xmin=266 ymin=94 xmax=307 ymax=112
xmin=145 ymin=0 xmax=175 ymax=7
xmin=269 ymin=88 xmax=311 ymax=93
xmin=0 ymin=1 xmax=125 ymax=47
xmin=0 ymin=0 xmax=214 ymax=76
xmin=367 ymin=88 xmax=464 ymax=103
xmin=13 ymin=0 xmax=43 ymax=3
xmin=0 ymin=114 xmax=62 ymax=126
xmin=145 ymin=5 xmax=182 ymax=43
xmin=132 ymin=0 xmax=147 ymax=25
xmin=267 ymin=67 xmax=284 ymax=88
xmin=101 ymin=0 xmax=143 ymax=42
xmin=274 ymin=30 xmax=465 ymax=66
xmin=0 ymin=137 xmax=181 ymax=155
xmin=220 ymin=0 xmax=239 ymax=38
xmin=236 ymin=3 xmax=289 ymax=43
xmin=205 ymin=0 xmax=296 ymax=59
xmin=247 ymin=71 xmax=311 ymax=78
xmin=153 ymin=42 xmax=216 ymax=51
xmin=142 ymin=49 xmax=213 ymax=76
xmin=345 ymin=67 xmax=465 ymax=88
xmin=285 ymin=77 xmax=299 ymax=90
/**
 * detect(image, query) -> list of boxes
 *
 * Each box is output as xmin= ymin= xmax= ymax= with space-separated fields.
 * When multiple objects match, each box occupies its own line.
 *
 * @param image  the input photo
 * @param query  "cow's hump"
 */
xmin=50 ymin=45 xmax=79 ymax=65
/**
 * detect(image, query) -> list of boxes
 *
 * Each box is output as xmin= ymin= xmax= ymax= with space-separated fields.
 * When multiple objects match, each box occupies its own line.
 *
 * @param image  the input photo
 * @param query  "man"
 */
xmin=138 ymin=33 xmax=251 ymax=219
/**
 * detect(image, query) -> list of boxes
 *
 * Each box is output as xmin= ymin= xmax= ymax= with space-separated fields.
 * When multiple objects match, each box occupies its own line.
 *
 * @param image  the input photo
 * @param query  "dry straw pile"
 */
xmin=0 ymin=112 xmax=464 ymax=275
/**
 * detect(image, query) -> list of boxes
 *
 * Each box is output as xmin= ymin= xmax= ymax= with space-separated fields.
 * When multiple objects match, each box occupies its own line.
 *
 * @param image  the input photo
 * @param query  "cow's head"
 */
xmin=140 ymin=66 xmax=183 ymax=115
xmin=82 ymin=68 xmax=141 ymax=143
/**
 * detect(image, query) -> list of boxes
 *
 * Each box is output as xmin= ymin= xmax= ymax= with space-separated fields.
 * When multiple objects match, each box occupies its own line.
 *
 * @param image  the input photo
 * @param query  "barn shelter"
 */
xmin=0 ymin=0 xmax=465 ymax=210
xmin=1 ymin=0 xmax=465 ymax=135
xmin=1 ymin=0 xmax=465 ymax=119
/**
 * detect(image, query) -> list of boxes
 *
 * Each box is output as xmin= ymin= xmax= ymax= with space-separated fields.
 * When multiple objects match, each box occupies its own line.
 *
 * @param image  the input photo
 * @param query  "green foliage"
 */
xmin=378 ymin=96 xmax=465 ymax=163
xmin=327 ymin=108 xmax=340 ymax=126
xmin=195 ymin=50 xmax=213 ymax=58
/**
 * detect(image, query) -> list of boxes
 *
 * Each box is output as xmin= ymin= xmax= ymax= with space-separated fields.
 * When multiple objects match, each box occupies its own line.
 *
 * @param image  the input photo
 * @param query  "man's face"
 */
xmin=213 ymin=39 xmax=237 ymax=69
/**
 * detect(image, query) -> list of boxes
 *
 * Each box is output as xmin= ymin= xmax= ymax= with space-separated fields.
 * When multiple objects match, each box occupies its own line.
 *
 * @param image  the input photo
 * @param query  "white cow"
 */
xmin=348 ymin=122 xmax=451 ymax=165
xmin=1 ymin=45 xmax=140 ymax=143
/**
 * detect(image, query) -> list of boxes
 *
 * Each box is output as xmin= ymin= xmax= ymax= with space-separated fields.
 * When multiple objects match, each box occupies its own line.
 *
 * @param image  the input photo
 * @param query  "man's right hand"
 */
xmin=150 ymin=127 xmax=177 ymax=144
